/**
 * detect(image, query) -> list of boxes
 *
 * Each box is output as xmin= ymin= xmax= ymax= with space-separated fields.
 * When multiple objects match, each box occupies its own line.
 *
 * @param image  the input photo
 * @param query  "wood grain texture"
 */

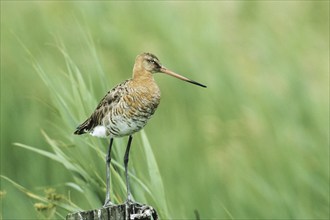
xmin=66 ymin=203 xmax=158 ymax=220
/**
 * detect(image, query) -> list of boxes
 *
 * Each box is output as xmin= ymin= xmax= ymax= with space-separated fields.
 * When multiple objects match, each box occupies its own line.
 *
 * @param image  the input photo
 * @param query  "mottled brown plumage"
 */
xmin=73 ymin=52 xmax=206 ymax=207
xmin=74 ymin=53 xmax=162 ymax=138
xmin=74 ymin=79 xmax=160 ymax=137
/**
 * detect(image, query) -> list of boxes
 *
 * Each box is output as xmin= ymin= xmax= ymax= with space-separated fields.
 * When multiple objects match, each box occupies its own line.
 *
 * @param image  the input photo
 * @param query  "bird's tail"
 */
xmin=74 ymin=119 xmax=91 ymax=135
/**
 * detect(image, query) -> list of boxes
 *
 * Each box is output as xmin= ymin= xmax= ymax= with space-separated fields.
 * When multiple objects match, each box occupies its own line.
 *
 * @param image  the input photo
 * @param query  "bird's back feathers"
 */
xmin=74 ymin=80 xmax=129 ymax=135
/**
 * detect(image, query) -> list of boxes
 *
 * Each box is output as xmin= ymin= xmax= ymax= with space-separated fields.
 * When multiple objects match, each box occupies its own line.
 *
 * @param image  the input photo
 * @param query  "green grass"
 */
xmin=2 ymin=33 xmax=170 ymax=218
xmin=1 ymin=1 xmax=329 ymax=219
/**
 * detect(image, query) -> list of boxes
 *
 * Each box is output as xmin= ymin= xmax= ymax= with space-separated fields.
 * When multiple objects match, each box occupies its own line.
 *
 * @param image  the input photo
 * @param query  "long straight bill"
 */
xmin=160 ymin=67 xmax=207 ymax=88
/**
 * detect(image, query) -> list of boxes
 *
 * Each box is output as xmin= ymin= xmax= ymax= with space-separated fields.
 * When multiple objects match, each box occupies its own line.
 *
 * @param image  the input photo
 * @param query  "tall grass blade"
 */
xmin=140 ymin=130 xmax=170 ymax=218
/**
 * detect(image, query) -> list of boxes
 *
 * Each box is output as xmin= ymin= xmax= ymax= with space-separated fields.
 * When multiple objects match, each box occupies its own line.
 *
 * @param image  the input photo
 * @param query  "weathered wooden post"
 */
xmin=66 ymin=203 xmax=158 ymax=220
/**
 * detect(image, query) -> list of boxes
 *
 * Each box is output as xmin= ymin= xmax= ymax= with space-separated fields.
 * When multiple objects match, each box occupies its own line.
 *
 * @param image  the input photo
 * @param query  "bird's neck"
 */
xmin=132 ymin=73 xmax=156 ymax=87
xmin=132 ymin=65 xmax=155 ymax=83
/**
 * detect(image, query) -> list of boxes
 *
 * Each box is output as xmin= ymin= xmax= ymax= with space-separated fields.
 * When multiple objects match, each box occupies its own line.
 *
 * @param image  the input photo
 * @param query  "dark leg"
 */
xmin=124 ymin=135 xmax=133 ymax=203
xmin=104 ymin=137 xmax=114 ymax=207
xmin=123 ymin=135 xmax=151 ymax=220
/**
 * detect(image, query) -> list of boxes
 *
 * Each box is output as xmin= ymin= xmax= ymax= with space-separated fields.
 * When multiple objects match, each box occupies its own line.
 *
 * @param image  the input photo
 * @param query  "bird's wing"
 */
xmin=74 ymin=80 xmax=129 ymax=135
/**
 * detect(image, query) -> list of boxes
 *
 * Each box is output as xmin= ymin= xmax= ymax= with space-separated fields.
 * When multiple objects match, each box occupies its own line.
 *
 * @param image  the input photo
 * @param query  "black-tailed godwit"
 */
xmin=74 ymin=52 xmax=206 ymax=207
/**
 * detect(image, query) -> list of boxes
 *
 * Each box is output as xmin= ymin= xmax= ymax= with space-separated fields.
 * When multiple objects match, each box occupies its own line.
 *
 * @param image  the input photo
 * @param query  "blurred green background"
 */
xmin=1 ymin=1 xmax=329 ymax=219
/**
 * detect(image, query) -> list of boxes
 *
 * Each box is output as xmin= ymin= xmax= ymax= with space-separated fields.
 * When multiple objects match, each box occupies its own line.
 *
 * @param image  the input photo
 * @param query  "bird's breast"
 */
xmin=103 ymin=82 xmax=160 ymax=137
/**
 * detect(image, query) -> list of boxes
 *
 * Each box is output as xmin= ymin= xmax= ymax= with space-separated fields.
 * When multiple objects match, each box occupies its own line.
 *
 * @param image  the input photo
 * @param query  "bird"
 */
xmin=74 ymin=52 xmax=206 ymax=208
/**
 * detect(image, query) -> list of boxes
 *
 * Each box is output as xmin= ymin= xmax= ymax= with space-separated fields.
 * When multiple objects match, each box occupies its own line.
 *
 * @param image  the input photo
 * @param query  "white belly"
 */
xmin=110 ymin=115 xmax=146 ymax=137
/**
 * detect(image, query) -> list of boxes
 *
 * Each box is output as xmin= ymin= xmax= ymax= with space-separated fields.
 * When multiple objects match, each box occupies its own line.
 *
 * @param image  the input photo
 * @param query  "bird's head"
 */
xmin=133 ymin=52 xmax=207 ymax=88
xmin=142 ymin=53 xmax=162 ymax=73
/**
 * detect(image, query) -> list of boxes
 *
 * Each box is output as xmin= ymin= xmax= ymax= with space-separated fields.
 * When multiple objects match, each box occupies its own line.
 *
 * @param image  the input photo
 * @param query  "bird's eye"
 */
xmin=148 ymin=59 xmax=155 ymax=64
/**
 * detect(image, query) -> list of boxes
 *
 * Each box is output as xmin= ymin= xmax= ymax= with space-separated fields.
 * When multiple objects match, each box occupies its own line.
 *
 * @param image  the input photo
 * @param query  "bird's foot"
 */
xmin=103 ymin=199 xmax=115 ymax=208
